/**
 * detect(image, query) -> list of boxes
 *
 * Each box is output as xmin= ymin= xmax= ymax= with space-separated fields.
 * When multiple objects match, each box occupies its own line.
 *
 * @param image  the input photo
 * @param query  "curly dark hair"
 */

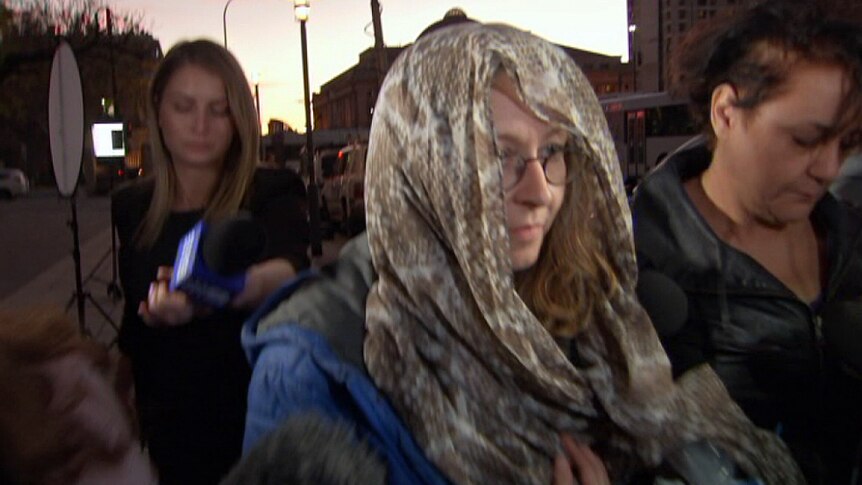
xmin=669 ymin=0 xmax=862 ymax=143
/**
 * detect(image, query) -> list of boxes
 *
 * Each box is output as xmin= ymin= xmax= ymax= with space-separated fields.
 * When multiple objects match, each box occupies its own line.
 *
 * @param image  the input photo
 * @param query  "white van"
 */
xmin=319 ymin=143 xmax=366 ymax=234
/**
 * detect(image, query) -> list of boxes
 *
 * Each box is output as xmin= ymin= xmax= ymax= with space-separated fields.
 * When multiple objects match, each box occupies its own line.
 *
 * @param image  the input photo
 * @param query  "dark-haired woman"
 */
xmin=632 ymin=1 xmax=862 ymax=483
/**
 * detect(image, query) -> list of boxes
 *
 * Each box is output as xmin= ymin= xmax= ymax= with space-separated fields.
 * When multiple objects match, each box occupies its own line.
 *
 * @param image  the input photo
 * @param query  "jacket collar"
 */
xmin=634 ymin=144 xmax=862 ymax=300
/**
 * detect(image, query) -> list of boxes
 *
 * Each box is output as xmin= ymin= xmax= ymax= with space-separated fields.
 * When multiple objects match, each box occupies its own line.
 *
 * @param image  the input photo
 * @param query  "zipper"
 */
xmin=813 ymin=314 xmax=824 ymax=344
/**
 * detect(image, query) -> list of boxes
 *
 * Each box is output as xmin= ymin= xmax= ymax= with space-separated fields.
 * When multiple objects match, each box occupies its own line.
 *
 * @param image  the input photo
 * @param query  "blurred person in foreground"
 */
xmin=238 ymin=22 xmax=801 ymax=484
xmin=111 ymin=39 xmax=309 ymax=484
xmin=632 ymin=1 xmax=862 ymax=483
xmin=0 ymin=309 xmax=155 ymax=484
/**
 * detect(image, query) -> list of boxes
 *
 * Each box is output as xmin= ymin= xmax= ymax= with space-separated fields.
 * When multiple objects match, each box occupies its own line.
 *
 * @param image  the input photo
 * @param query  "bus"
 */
xmin=600 ymin=91 xmax=698 ymax=179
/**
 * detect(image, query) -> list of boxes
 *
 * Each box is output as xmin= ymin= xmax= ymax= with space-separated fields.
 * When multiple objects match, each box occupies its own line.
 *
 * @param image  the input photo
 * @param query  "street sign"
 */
xmin=48 ymin=41 xmax=84 ymax=197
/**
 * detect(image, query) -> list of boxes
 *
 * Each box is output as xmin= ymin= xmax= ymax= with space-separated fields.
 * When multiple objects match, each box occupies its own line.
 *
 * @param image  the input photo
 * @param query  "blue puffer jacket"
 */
xmin=241 ymin=235 xmax=450 ymax=485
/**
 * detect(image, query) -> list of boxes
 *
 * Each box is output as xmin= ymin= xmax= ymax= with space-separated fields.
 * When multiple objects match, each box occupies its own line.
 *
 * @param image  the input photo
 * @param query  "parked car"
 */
xmin=0 ymin=168 xmax=30 ymax=199
xmin=319 ymin=143 xmax=366 ymax=235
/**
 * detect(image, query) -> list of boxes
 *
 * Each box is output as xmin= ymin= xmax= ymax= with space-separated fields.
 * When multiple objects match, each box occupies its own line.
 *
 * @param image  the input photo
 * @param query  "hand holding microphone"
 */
xmin=139 ymin=214 xmax=267 ymax=327
xmin=169 ymin=213 xmax=266 ymax=308
xmin=138 ymin=266 xmax=196 ymax=327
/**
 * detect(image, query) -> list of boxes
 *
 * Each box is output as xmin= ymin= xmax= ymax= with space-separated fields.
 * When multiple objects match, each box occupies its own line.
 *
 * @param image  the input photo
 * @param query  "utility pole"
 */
xmin=370 ymin=0 xmax=387 ymax=98
xmin=106 ymin=8 xmax=118 ymax=116
xmin=370 ymin=0 xmax=384 ymax=48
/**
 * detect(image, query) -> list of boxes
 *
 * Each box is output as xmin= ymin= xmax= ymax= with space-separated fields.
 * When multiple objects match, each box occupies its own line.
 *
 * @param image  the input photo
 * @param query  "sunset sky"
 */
xmin=110 ymin=0 xmax=629 ymax=133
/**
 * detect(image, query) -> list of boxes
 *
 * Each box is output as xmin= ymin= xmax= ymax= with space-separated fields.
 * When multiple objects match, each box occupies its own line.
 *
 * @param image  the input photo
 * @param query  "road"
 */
xmin=0 ymin=185 xmax=349 ymax=345
xmin=0 ymin=188 xmax=113 ymax=300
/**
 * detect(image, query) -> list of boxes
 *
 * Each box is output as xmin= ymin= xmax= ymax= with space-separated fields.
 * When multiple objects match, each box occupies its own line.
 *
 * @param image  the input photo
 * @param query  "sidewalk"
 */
xmin=0 ymin=228 xmax=348 ymax=347
xmin=0 ymin=227 xmax=122 ymax=346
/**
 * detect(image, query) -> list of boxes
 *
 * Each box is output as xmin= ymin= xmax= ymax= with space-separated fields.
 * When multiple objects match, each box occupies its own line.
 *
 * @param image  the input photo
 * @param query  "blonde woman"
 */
xmin=241 ymin=24 xmax=801 ymax=484
xmin=111 ymin=39 xmax=308 ymax=484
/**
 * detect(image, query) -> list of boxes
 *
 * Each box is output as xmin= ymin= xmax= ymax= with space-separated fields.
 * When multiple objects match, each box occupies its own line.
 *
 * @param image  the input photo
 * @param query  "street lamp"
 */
xmin=294 ymin=0 xmax=322 ymax=257
xmin=294 ymin=0 xmax=310 ymax=21
xmin=628 ymin=24 xmax=638 ymax=92
xmin=223 ymin=0 xmax=236 ymax=48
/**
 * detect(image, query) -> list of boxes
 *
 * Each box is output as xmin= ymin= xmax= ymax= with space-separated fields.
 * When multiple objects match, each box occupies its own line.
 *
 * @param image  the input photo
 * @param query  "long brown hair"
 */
xmin=516 ymin=141 xmax=619 ymax=338
xmin=137 ymin=39 xmax=259 ymax=248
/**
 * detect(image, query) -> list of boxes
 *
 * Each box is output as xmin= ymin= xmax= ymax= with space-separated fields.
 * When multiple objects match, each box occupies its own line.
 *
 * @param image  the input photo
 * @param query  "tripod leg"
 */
xmin=82 ymin=292 xmax=118 ymax=344
xmin=65 ymin=290 xmax=77 ymax=312
xmin=109 ymin=181 xmax=122 ymax=300
xmin=81 ymin=247 xmax=112 ymax=284
xmin=70 ymin=196 xmax=87 ymax=335
xmin=85 ymin=293 xmax=119 ymax=330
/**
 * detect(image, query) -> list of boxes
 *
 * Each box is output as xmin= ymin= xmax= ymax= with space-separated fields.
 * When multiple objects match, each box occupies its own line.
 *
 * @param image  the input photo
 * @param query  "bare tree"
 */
xmin=0 ymin=0 xmax=160 ymax=185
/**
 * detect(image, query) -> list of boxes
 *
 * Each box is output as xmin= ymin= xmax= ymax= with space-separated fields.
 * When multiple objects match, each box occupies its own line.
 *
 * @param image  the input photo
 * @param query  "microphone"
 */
xmin=221 ymin=413 xmax=385 ymax=485
xmin=170 ymin=213 xmax=266 ymax=308
xmin=821 ymin=300 xmax=862 ymax=374
xmin=636 ymin=270 xmax=689 ymax=338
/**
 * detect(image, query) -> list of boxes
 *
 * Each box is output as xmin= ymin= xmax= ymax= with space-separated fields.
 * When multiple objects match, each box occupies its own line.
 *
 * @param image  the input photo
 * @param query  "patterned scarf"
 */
xmin=363 ymin=23 xmax=803 ymax=484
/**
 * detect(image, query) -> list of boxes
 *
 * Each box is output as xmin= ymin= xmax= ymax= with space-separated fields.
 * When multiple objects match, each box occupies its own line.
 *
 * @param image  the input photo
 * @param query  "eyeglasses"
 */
xmin=498 ymin=143 xmax=572 ymax=190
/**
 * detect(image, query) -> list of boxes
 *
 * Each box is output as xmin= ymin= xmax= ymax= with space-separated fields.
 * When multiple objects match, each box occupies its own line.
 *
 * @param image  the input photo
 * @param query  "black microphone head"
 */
xmin=821 ymin=300 xmax=862 ymax=373
xmin=636 ymin=270 xmax=689 ymax=338
xmin=220 ymin=413 xmax=386 ymax=485
xmin=201 ymin=213 xmax=267 ymax=275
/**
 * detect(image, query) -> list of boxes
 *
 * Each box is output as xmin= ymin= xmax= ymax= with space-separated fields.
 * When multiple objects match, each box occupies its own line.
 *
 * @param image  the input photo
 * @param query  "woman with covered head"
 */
xmin=240 ymin=23 xmax=801 ymax=484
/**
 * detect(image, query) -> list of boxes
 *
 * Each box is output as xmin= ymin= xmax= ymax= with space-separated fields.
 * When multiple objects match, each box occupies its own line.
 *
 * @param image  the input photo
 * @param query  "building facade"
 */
xmin=560 ymin=47 xmax=635 ymax=97
xmin=312 ymin=46 xmax=404 ymax=130
xmin=313 ymin=44 xmax=633 ymax=131
xmin=629 ymin=0 xmax=862 ymax=93
xmin=628 ymin=0 xmax=748 ymax=93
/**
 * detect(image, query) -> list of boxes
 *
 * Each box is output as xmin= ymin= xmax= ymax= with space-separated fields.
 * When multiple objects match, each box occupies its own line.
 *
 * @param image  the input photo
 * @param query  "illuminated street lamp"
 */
xmin=294 ymin=0 xmax=310 ymax=21
xmin=294 ymin=0 xmax=322 ymax=257
xmin=628 ymin=24 xmax=638 ymax=92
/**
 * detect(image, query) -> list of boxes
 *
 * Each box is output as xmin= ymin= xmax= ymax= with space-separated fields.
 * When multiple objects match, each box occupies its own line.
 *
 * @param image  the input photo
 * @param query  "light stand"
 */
xmin=69 ymin=196 xmax=85 ymax=331
xmin=105 ymin=8 xmax=121 ymax=302
xmin=50 ymin=39 xmax=119 ymax=341
xmin=80 ymin=115 xmax=127 ymax=340
xmin=64 ymin=194 xmax=118 ymax=341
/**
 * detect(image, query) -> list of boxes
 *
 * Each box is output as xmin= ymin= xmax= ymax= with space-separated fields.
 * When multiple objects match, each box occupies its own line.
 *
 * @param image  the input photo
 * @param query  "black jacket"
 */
xmin=110 ymin=168 xmax=310 ymax=485
xmin=632 ymin=145 xmax=862 ymax=485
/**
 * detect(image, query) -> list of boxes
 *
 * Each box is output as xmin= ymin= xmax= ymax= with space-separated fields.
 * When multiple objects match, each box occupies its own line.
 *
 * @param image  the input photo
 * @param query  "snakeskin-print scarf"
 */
xmin=363 ymin=23 xmax=803 ymax=484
